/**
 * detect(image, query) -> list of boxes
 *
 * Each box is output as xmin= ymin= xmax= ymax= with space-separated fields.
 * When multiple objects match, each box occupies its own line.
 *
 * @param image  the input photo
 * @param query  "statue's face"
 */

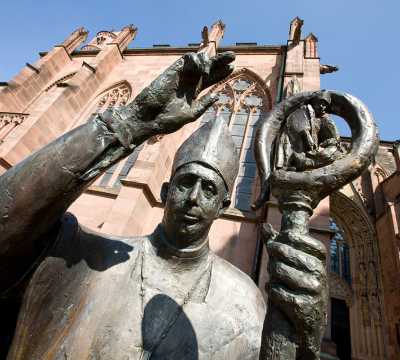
xmin=312 ymin=99 xmax=328 ymax=116
xmin=161 ymin=163 xmax=229 ymax=248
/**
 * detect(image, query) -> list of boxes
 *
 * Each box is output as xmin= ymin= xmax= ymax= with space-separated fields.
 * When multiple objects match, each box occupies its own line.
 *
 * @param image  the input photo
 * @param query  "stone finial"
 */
xmin=198 ymin=20 xmax=226 ymax=56
xmin=393 ymin=139 xmax=400 ymax=170
xmin=113 ymin=24 xmax=138 ymax=51
xmin=304 ymin=33 xmax=318 ymax=58
xmin=201 ymin=26 xmax=210 ymax=46
xmin=60 ymin=27 xmax=89 ymax=54
xmin=289 ymin=17 xmax=303 ymax=45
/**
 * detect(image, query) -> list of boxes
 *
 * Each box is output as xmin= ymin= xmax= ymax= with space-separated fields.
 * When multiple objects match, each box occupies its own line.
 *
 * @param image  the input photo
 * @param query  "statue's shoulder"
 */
xmin=50 ymin=212 xmax=146 ymax=266
xmin=211 ymin=254 xmax=266 ymax=316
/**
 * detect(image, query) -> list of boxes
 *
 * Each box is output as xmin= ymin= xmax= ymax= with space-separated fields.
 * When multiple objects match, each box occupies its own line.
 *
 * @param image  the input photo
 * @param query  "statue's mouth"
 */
xmin=178 ymin=211 xmax=202 ymax=224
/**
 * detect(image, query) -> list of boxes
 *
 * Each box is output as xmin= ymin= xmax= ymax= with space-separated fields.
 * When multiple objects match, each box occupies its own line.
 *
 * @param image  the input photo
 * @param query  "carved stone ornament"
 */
xmin=331 ymin=273 xmax=354 ymax=307
xmin=361 ymin=293 xmax=371 ymax=326
xmin=201 ymin=26 xmax=210 ymax=46
xmin=320 ymin=64 xmax=339 ymax=74
xmin=285 ymin=75 xmax=301 ymax=99
xmin=371 ymin=292 xmax=382 ymax=326
xmin=149 ymin=134 xmax=164 ymax=143
xmin=253 ymin=90 xmax=379 ymax=360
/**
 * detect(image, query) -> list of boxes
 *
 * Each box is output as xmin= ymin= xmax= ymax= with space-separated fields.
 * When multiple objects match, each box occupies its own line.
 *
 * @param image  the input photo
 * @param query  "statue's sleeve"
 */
xmin=318 ymin=114 xmax=340 ymax=142
xmin=0 ymin=114 xmax=134 ymax=297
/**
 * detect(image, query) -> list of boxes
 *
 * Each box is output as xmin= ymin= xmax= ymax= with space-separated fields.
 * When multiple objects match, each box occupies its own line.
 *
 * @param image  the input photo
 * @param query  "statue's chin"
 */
xmin=165 ymin=224 xmax=208 ymax=250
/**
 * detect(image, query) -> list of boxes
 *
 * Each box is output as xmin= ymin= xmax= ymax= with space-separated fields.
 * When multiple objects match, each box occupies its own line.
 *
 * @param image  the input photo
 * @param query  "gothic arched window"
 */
xmin=199 ymin=69 xmax=272 ymax=212
xmin=86 ymin=84 xmax=130 ymax=123
xmin=97 ymin=36 xmax=106 ymax=45
xmin=330 ymin=217 xmax=352 ymax=288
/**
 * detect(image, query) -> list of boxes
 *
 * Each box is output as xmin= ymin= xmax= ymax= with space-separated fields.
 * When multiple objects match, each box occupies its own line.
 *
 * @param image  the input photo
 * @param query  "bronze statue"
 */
xmin=252 ymin=90 xmax=379 ymax=359
xmin=0 ymin=51 xmax=268 ymax=359
xmin=0 ymin=46 xmax=380 ymax=359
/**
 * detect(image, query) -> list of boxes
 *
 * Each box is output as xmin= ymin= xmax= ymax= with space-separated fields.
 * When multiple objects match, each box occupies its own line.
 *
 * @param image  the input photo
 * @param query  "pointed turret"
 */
xmin=197 ymin=20 xmax=226 ymax=56
xmin=60 ymin=27 xmax=89 ymax=54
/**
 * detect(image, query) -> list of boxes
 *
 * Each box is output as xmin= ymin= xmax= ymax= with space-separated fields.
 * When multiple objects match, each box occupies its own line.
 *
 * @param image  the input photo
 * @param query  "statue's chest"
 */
xmin=16 ymin=240 xmax=240 ymax=360
xmin=76 ymin=245 xmax=213 ymax=359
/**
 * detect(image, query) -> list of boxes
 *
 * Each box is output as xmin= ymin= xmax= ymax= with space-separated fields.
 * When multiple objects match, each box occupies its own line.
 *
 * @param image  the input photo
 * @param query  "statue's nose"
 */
xmin=188 ymin=179 xmax=202 ymax=205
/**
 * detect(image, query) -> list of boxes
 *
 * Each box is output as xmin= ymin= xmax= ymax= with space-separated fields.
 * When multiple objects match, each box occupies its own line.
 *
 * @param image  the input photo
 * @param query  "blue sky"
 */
xmin=1 ymin=0 xmax=399 ymax=141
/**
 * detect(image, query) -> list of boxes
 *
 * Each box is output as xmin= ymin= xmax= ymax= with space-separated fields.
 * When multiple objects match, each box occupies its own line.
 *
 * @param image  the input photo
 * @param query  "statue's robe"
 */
xmin=0 ymin=118 xmax=265 ymax=359
xmin=6 ymin=214 xmax=265 ymax=359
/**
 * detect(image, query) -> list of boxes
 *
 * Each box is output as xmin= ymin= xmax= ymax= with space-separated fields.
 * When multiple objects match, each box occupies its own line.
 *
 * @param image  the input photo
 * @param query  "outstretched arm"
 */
xmin=0 ymin=51 xmax=235 ymax=297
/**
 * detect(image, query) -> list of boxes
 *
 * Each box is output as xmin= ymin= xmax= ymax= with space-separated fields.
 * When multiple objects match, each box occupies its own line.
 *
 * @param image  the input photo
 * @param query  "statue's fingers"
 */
xmin=259 ymin=222 xmax=277 ymax=245
xmin=267 ymin=242 xmax=326 ymax=279
xmin=278 ymin=231 xmax=327 ymax=266
xmin=190 ymin=93 xmax=219 ymax=120
xmin=209 ymin=51 xmax=236 ymax=72
xmin=201 ymin=51 xmax=236 ymax=90
xmin=197 ymin=52 xmax=211 ymax=76
xmin=182 ymin=52 xmax=202 ymax=83
xmin=266 ymin=281 xmax=315 ymax=320
xmin=133 ymin=57 xmax=183 ymax=107
xmin=269 ymin=259 xmax=324 ymax=295
xmin=201 ymin=65 xmax=234 ymax=90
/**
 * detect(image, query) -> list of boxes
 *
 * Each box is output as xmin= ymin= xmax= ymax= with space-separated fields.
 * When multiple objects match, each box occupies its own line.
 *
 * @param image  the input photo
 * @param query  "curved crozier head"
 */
xmin=252 ymin=90 xmax=380 ymax=212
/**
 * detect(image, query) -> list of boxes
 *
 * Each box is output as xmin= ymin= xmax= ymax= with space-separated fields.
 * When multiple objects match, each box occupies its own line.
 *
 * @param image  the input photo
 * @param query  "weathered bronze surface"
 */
xmin=252 ymin=90 xmax=379 ymax=359
xmin=0 ymin=52 xmax=266 ymax=359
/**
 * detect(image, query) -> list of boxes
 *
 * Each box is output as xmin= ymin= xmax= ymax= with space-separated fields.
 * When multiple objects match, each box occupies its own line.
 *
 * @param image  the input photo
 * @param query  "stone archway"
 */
xmin=330 ymin=192 xmax=388 ymax=359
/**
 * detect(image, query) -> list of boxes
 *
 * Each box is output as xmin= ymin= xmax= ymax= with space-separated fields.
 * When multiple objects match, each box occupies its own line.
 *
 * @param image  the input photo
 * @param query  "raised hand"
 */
xmin=260 ymin=222 xmax=327 ymax=360
xmin=100 ymin=51 xmax=236 ymax=147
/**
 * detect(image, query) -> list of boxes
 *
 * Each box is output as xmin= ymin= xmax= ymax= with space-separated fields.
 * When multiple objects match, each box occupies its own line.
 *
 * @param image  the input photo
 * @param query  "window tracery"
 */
xmin=373 ymin=167 xmax=387 ymax=184
xmin=200 ymin=69 xmax=271 ymax=211
xmin=97 ymin=36 xmax=106 ymax=45
xmin=86 ymin=85 xmax=130 ymax=123
xmin=44 ymin=72 xmax=77 ymax=92
xmin=0 ymin=113 xmax=29 ymax=144
xmin=330 ymin=217 xmax=351 ymax=287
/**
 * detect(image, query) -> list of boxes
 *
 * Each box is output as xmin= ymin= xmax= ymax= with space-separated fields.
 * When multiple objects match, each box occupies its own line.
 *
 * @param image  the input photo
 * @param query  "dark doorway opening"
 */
xmin=331 ymin=297 xmax=351 ymax=360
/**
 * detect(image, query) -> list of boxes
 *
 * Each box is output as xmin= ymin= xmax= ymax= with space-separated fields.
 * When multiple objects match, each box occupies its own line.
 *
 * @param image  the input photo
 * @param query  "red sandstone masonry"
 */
xmin=0 ymin=28 xmax=88 ymax=113
xmin=0 ymin=47 xmax=72 ymax=112
xmin=0 ymin=44 xmax=124 ymax=167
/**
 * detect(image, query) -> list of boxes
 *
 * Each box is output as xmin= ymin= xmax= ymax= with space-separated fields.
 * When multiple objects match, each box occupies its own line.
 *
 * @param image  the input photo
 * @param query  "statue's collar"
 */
xmin=153 ymin=225 xmax=211 ymax=261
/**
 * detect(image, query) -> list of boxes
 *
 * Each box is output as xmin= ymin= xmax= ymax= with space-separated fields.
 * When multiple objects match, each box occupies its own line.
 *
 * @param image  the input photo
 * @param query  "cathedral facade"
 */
xmin=0 ymin=18 xmax=399 ymax=360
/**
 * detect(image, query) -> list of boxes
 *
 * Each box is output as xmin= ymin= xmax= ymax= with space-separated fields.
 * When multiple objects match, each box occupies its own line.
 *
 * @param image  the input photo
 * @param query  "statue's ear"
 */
xmin=215 ymin=196 xmax=231 ymax=219
xmin=161 ymin=182 xmax=170 ymax=206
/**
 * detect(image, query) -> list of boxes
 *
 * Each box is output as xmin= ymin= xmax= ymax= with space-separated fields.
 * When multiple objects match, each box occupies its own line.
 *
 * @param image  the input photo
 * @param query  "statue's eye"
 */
xmin=178 ymin=182 xmax=190 ymax=191
xmin=202 ymin=184 xmax=216 ymax=198
xmin=177 ymin=177 xmax=193 ymax=191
